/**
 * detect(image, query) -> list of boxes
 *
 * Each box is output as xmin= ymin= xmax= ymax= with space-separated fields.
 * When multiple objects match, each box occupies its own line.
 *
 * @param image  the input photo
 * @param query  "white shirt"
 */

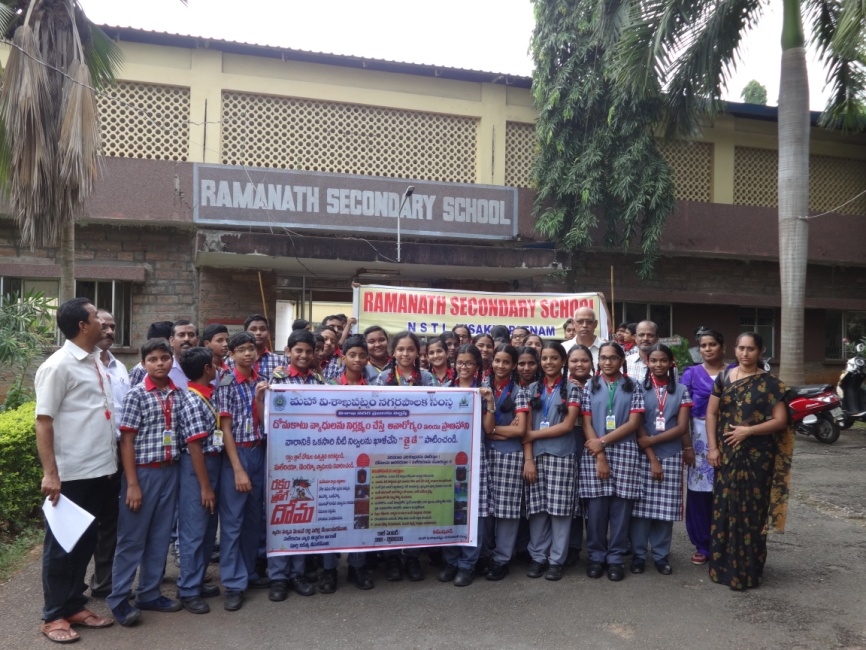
xmin=562 ymin=336 xmax=603 ymax=367
xmin=169 ymin=357 xmax=189 ymax=391
xmin=102 ymin=350 xmax=130 ymax=438
xmin=35 ymin=340 xmax=118 ymax=482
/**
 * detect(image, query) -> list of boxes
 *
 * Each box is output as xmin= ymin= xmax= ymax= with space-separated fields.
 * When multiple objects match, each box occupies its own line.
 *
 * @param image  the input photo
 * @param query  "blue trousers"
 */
xmin=268 ymin=554 xmax=306 ymax=580
xmin=321 ymin=552 xmax=365 ymax=570
xmin=569 ymin=516 xmax=584 ymax=551
xmin=177 ymin=452 xmax=221 ymax=597
xmin=491 ymin=517 xmax=520 ymax=566
xmin=219 ymin=445 xmax=264 ymax=591
xmin=443 ymin=516 xmax=485 ymax=571
xmin=585 ymin=496 xmax=634 ymax=565
xmin=528 ymin=513 xmax=571 ymax=566
xmin=629 ymin=517 xmax=674 ymax=563
xmin=107 ymin=465 xmax=179 ymax=609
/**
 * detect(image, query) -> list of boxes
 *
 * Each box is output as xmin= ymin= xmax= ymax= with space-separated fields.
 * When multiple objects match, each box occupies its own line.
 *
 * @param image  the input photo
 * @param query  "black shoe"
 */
xmin=655 ymin=561 xmax=673 ymax=575
xmin=268 ymin=580 xmax=288 ymax=602
xmin=247 ymin=576 xmax=271 ymax=589
xmin=437 ymin=565 xmax=458 ymax=582
xmin=630 ymin=560 xmax=646 ymax=574
xmin=526 ymin=560 xmax=547 ymax=579
xmin=544 ymin=564 xmax=564 ymax=581
xmin=485 ymin=562 xmax=509 ymax=581
xmin=224 ymin=590 xmax=244 ymax=611
xmin=565 ymin=548 xmax=580 ymax=568
xmin=454 ymin=569 xmax=475 ymax=587
xmin=288 ymin=575 xmax=316 ymax=596
xmin=347 ymin=566 xmax=374 ymax=590
xmin=135 ymin=595 xmax=182 ymax=612
xmin=180 ymin=596 xmax=210 ymax=615
xmin=607 ymin=563 xmax=625 ymax=581
xmin=385 ymin=556 xmax=403 ymax=582
xmin=200 ymin=583 xmax=220 ymax=598
xmin=427 ymin=548 xmax=443 ymax=566
xmin=318 ymin=569 xmax=337 ymax=594
xmin=405 ymin=557 xmax=425 ymax=581
xmin=586 ymin=562 xmax=604 ymax=579
xmin=474 ymin=556 xmax=490 ymax=577
xmin=89 ymin=587 xmax=111 ymax=598
xmin=304 ymin=556 xmax=321 ymax=582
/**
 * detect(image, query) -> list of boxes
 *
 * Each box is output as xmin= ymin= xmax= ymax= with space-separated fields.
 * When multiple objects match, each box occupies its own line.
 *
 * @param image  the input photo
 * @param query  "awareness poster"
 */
xmin=265 ymin=386 xmax=481 ymax=555
xmin=353 ymin=284 xmax=609 ymax=339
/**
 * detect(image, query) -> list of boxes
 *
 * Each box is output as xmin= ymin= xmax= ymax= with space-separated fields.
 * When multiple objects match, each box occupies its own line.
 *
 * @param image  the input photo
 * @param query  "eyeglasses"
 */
xmin=598 ymin=355 xmax=622 ymax=363
xmin=455 ymin=361 xmax=477 ymax=368
xmin=575 ymin=319 xmax=596 ymax=326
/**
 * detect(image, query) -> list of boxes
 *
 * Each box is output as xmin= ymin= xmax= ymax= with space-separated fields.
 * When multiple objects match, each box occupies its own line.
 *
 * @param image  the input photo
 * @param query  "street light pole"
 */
xmin=396 ymin=185 xmax=414 ymax=263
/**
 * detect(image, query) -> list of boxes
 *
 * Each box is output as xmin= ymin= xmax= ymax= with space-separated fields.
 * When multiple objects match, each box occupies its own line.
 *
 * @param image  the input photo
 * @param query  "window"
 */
xmin=739 ymin=308 xmax=776 ymax=360
xmin=619 ymin=303 xmax=672 ymax=337
xmin=1 ymin=277 xmax=133 ymax=347
xmin=825 ymin=310 xmax=866 ymax=360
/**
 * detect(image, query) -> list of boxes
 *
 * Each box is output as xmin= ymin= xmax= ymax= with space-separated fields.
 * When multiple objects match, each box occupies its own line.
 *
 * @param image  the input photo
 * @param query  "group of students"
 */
xmin=100 ymin=311 xmax=708 ymax=630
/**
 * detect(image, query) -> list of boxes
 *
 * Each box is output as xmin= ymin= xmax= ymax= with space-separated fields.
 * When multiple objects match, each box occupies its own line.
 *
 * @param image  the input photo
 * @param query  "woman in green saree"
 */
xmin=706 ymin=332 xmax=794 ymax=591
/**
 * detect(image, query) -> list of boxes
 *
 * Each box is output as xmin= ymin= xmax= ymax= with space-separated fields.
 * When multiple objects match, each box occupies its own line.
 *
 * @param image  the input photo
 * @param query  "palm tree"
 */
xmin=606 ymin=0 xmax=865 ymax=384
xmin=0 ymin=0 xmax=122 ymax=303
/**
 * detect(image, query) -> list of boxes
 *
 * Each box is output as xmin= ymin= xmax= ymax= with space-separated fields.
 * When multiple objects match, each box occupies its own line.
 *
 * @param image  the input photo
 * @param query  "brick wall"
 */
xmin=199 ymin=267 xmax=277 ymax=331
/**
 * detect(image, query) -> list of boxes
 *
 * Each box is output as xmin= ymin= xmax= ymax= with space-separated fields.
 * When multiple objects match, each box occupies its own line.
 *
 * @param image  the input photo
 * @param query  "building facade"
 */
xmin=1 ymin=27 xmax=864 ymax=382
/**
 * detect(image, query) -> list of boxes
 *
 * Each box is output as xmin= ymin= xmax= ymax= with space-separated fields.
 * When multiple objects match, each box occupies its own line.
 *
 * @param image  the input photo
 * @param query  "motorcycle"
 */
xmin=837 ymin=342 xmax=866 ymax=430
xmin=788 ymin=384 xmax=845 ymax=444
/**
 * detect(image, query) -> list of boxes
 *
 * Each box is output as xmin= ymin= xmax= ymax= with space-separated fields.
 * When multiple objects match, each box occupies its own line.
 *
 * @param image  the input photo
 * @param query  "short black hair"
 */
xmin=56 ymin=297 xmax=94 ymax=340
xmin=288 ymin=329 xmax=316 ymax=349
xmin=244 ymin=314 xmax=268 ymax=330
xmin=228 ymin=331 xmax=256 ymax=351
xmin=202 ymin=323 xmax=229 ymax=343
xmin=292 ymin=318 xmax=311 ymax=331
xmin=363 ymin=325 xmax=389 ymax=339
xmin=141 ymin=337 xmax=172 ymax=361
xmin=490 ymin=325 xmax=510 ymax=342
xmin=342 ymin=334 xmax=367 ymax=355
xmin=172 ymin=319 xmax=197 ymax=338
xmin=180 ymin=346 xmax=214 ymax=381
xmin=146 ymin=321 xmax=174 ymax=339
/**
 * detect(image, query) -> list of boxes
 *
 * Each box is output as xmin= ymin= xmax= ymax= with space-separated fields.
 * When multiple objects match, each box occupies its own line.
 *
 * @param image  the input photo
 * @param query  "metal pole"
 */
xmin=397 ymin=186 xmax=415 ymax=263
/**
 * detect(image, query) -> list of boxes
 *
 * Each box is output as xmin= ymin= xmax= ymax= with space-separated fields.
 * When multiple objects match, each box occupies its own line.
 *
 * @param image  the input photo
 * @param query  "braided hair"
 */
xmin=454 ymin=343 xmax=483 ymax=388
xmin=491 ymin=343 xmax=520 ymax=413
xmin=642 ymin=343 xmax=677 ymax=394
xmin=385 ymin=330 xmax=422 ymax=386
xmin=530 ymin=341 xmax=569 ymax=415
xmin=591 ymin=341 xmax=634 ymax=392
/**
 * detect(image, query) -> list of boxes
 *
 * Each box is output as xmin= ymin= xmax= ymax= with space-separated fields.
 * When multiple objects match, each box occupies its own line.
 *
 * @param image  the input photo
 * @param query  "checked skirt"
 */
xmin=526 ymin=452 xmax=576 ymax=518
xmin=631 ymin=453 xmax=683 ymax=521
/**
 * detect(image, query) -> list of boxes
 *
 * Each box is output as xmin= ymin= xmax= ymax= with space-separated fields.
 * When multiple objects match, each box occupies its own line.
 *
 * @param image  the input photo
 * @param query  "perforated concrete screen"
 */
xmin=505 ymin=121 xmax=536 ymax=188
xmin=659 ymin=140 xmax=713 ymax=203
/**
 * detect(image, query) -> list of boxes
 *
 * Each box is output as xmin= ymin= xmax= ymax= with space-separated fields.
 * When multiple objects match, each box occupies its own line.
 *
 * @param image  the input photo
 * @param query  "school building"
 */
xmin=0 ymin=26 xmax=864 ymax=381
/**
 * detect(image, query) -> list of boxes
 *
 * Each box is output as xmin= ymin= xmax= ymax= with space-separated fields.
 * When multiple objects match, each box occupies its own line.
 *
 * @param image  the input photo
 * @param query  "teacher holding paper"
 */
xmin=34 ymin=298 xmax=118 ymax=643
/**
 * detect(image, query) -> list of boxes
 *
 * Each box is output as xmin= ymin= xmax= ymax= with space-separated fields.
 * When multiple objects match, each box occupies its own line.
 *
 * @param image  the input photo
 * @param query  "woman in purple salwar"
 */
xmin=679 ymin=329 xmax=726 ymax=565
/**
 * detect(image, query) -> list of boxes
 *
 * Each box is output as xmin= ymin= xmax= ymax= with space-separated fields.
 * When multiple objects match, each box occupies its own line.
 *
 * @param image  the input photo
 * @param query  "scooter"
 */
xmin=837 ymin=342 xmax=866 ymax=430
xmin=788 ymin=384 xmax=844 ymax=444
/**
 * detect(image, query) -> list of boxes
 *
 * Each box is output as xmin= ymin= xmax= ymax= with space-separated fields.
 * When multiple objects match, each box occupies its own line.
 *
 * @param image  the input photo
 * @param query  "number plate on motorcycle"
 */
xmin=831 ymin=407 xmax=843 ymax=417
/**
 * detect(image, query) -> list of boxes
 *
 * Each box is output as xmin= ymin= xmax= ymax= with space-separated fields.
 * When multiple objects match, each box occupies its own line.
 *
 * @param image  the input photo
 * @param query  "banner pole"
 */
xmin=610 ymin=265 xmax=615 ymax=326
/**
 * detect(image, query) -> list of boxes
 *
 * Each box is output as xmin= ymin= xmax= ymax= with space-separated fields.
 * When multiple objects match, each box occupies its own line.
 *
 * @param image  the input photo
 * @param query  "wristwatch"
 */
xmin=600 ymin=438 xmax=607 ymax=448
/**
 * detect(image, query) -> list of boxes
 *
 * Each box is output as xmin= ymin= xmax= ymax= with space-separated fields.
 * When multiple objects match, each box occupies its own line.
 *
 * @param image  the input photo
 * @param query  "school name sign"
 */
xmin=354 ymin=285 xmax=609 ymax=338
xmin=193 ymin=164 xmax=518 ymax=240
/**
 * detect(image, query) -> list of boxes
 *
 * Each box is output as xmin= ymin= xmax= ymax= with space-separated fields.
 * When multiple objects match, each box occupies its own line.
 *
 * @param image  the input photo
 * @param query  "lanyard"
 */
xmin=494 ymin=380 xmax=512 ymax=424
xmin=92 ymin=357 xmax=112 ymax=421
xmin=237 ymin=379 xmax=259 ymax=437
xmin=543 ymin=379 xmax=561 ymax=422
xmin=604 ymin=377 xmax=618 ymax=414
xmin=154 ymin=389 xmax=175 ymax=429
xmin=188 ymin=386 xmax=220 ymax=429
xmin=653 ymin=381 xmax=668 ymax=417
xmin=396 ymin=369 xmax=415 ymax=385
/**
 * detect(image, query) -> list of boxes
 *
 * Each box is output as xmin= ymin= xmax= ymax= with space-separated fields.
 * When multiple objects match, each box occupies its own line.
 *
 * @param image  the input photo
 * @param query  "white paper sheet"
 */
xmin=42 ymin=495 xmax=96 ymax=553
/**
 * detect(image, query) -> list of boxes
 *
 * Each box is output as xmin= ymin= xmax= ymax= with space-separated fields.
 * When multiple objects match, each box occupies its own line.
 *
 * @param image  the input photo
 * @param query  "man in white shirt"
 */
xmin=88 ymin=310 xmax=131 ymax=598
xmin=35 ymin=298 xmax=117 ymax=641
xmin=626 ymin=320 xmax=678 ymax=382
xmin=168 ymin=319 xmax=199 ymax=389
xmin=562 ymin=307 xmax=603 ymax=366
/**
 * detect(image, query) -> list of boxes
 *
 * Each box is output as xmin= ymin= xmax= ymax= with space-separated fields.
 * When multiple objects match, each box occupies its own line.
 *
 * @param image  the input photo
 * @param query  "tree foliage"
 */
xmin=741 ymin=80 xmax=768 ymax=105
xmin=0 ymin=290 xmax=55 ymax=411
xmin=530 ymin=0 xmax=677 ymax=278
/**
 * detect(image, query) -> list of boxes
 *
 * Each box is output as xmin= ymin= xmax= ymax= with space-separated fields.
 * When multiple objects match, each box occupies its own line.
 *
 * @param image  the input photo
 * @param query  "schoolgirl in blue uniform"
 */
xmin=566 ymin=344 xmax=594 ymax=566
xmin=472 ymin=332 xmax=495 ymax=383
xmin=630 ymin=344 xmax=692 ymax=575
xmin=437 ymin=344 xmax=487 ymax=586
xmin=579 ymin=341 xmax=645 ymax=582
xmin=481 ymin=343 xmax=529 ymax=581
xmin=516 ymin=346 xmax=541 ymax=390
xmin=524 ymin=341 xmax=581 ymax=581
xmin=427 ymin=336 xmax=454 ymax=387
xmin=373 ymin=331 xmax=434 ymax=581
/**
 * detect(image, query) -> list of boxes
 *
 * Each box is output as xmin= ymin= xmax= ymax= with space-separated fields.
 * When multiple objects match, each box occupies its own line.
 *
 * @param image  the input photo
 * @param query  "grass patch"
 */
xmin=0 ymin=522 xmax=43 ymax=583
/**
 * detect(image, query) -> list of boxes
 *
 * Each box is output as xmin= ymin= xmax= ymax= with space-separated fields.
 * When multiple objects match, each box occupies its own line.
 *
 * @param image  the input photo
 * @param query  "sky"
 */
xmin=79 ymin=0 xmax=833 ymax=111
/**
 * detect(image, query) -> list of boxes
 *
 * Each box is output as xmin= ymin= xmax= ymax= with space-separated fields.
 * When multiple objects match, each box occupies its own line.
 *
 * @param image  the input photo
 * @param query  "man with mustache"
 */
xmin=88 ymin=310 xmax=131 ymax=598
xmin=169 ymin=320 xmax=199 ymax=390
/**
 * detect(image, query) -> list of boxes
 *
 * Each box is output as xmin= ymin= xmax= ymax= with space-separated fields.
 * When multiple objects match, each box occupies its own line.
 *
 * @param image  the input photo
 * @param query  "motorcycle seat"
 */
xmin=791 ymin=384 xmax=834 ymax=398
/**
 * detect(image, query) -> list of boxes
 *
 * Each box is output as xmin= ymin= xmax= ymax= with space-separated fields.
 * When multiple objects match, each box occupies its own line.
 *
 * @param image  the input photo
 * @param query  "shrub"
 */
xmin=0 ymin=402 xmax=42 ymax=531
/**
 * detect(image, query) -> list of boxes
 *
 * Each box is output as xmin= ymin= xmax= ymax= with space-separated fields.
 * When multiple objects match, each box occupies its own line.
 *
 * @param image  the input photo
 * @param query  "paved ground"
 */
xmin=2 ymin=426 xmax=865 ymax=650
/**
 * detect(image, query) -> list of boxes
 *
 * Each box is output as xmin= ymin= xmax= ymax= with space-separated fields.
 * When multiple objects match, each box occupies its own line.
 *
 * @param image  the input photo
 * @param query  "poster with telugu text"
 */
xmin=353 ymin=284 xmax=610 ymax=339
xmin=265 ymin=385 xmax=481 ymax=555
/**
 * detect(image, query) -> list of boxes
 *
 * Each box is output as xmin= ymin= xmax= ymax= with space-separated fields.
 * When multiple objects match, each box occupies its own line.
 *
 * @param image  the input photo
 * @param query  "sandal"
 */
xmin=40 ymin=619 xmax=80 ymax=644
xmin=691 ymin=552 xmax=708 ymax=565
xmin=67 ymin=609 xmax=114 ymax=628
